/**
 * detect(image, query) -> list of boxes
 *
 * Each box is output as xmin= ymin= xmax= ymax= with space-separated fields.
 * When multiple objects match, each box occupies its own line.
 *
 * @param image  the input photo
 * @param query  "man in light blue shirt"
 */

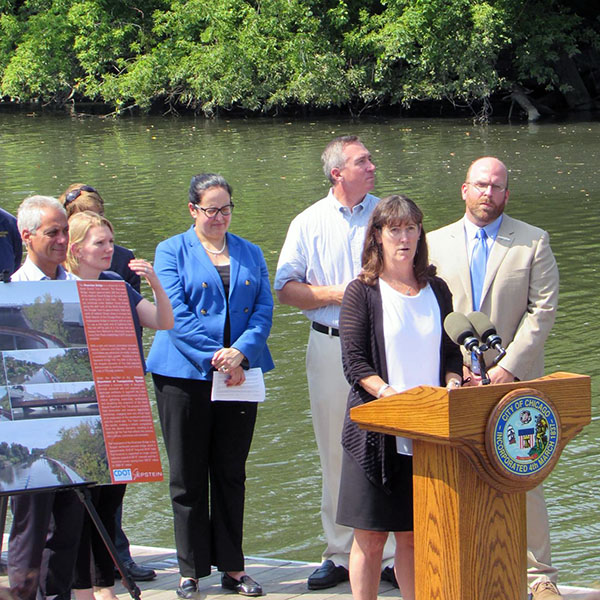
xmin=275 ymin=136 xmax=395 ymax=590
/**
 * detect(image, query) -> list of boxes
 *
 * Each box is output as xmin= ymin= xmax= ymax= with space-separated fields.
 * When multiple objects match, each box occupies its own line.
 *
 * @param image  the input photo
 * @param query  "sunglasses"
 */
xmin=64 ymin=185 xmax=98 ymax=207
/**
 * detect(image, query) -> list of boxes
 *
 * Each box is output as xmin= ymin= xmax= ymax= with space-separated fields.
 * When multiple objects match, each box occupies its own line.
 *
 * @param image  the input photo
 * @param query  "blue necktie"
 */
xmin=471 ymin=228 xmax=488 ymax=310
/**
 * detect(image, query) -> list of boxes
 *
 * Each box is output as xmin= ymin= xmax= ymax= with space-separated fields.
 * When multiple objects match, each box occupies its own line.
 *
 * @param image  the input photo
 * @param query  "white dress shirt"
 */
xmin=274 ymin=189 xmax=379 ymax=328
xmin=11 ymin=257 xmax=77 ymax=281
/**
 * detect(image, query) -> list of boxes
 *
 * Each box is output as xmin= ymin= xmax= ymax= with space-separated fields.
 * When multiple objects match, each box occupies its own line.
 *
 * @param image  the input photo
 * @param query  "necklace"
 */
xmin=395 ymin=283 xmax=415 ymax=296
xmin=383 ymin=276 xmax=418 ymax=296
xmin=203 ymin=238 xmax=227 ymax=255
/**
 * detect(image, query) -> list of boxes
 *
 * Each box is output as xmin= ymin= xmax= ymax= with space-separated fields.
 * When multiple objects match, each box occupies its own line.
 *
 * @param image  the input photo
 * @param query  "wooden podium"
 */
xmin=350 ymin=372 xmax=591 ymax=600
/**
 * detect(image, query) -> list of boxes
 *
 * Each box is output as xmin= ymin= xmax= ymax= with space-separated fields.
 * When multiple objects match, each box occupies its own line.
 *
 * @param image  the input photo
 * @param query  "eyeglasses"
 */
xmin=64 ymin=185 xmax=98 ymax=207
xmin=194 ymin=203 xmax=235 ymax=218
xmin=467 ymin=182 xmax=506 ymax=194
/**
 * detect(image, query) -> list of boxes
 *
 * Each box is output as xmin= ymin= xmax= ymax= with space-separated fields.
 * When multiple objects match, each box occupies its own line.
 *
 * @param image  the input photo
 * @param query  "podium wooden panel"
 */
xmin=350 ymin=372 xmax=591 ymax=600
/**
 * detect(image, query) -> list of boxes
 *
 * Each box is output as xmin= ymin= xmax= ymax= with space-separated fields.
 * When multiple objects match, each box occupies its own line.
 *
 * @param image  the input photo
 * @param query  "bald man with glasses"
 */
xmin=427 ymin=156 xmax=561 ymax=600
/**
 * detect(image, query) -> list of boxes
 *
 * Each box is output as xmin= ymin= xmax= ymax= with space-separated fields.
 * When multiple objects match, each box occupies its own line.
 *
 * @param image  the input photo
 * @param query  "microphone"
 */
xmin=443 ymin=312 xmax=480 ymax=352
xmin=467 ymin=312 xmax=505 ymax=352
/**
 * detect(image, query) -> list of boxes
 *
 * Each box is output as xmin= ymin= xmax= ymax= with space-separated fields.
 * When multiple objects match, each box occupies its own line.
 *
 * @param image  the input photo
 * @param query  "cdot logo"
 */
xmin=113 ymin=468 xmax=133 ymax=482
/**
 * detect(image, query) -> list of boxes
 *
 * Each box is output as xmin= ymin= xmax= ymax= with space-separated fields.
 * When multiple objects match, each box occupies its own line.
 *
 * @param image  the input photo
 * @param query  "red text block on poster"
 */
xmin=77 ymin=280 xmax=163 ymax=483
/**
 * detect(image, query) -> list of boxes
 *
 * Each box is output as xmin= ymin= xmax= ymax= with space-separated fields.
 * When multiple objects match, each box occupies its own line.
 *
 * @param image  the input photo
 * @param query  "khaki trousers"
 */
xmin=306 ymin=328 xmax=394 ymax=569
xmin=527 ymin=483 xmax=557 ymax=586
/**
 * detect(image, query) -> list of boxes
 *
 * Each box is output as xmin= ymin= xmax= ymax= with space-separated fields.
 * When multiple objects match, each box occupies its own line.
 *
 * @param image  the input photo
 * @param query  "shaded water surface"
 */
xmin=1 ymin=113 xmax=598 ymax=585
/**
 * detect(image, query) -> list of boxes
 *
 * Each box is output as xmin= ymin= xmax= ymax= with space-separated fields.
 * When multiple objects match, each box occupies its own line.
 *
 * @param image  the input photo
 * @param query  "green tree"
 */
xmin=46 ymin=419 xmax=109 ymax=482
xmin=22 ymin=294 xmax=69 ymax=344
xmin=0 ymin=0 xmax=598 ymax=116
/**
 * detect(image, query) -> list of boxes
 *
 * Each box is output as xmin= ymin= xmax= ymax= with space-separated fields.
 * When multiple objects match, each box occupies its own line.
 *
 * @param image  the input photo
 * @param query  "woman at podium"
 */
xmin=338 ymin=195 xmax=462 ymax=600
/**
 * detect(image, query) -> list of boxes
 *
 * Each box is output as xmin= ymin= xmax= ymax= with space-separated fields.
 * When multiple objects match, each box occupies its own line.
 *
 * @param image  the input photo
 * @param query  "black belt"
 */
xmin=312 ymin=322 xmax=340 ymax=337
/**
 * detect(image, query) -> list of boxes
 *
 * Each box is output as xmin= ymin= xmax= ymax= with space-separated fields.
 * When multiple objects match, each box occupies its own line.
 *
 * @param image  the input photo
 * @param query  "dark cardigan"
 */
xmin=339 ymin=275 xmax=462 ymax=492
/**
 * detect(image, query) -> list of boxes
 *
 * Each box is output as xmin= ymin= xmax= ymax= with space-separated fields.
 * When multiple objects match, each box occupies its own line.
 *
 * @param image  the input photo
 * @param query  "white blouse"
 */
xmin=380 ymin=279 xmax=441 ymax=455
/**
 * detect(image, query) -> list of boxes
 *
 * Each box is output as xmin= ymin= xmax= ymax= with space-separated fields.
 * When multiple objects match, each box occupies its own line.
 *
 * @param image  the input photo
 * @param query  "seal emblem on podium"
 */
xmin=486 ymin=388 xmax=561 ymax=480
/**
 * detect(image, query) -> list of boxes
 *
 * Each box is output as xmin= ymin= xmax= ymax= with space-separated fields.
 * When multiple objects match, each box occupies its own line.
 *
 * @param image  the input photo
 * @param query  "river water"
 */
xmin=0 ymin=112 xmax=598 ymax=585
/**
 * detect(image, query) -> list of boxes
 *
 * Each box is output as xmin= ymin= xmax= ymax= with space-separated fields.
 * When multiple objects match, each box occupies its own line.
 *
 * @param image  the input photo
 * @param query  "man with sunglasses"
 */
xmin=60 ymin=184 xmax=141 ymax=294
xmin=427 ymin=156 xmax=560 ymax=600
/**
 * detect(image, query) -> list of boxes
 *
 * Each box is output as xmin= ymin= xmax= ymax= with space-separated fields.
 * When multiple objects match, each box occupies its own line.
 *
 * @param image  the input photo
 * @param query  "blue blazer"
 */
xmin=147 ymin=227 xmax=274 ymax=380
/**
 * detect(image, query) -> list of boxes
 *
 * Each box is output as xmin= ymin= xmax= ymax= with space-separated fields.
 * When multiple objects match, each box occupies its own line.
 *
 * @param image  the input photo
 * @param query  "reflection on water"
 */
xmin=0 ymin=114 xmax=599 ymax=584
xmin=0 ymin=458 xmax=75 ymax=491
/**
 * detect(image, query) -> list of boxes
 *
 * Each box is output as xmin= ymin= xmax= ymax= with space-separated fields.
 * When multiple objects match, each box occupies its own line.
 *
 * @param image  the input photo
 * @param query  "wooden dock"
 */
xmin=2 ymin=537 xmax=600 ymax=599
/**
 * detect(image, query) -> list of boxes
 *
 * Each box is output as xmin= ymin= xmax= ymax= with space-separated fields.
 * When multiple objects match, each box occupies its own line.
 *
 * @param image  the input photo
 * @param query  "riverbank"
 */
xmin=2 ymin=99 xmax=600 ymax=123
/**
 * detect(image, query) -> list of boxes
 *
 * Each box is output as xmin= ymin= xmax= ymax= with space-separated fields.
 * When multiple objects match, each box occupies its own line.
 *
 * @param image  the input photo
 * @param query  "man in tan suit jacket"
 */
xmin=427 ymin=157 xmax=560 ymax=600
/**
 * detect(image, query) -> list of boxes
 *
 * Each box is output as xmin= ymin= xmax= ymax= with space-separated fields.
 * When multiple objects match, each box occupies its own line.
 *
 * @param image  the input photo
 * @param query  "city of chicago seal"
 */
xmin=486 ymin=388 xmax=560 ymax=480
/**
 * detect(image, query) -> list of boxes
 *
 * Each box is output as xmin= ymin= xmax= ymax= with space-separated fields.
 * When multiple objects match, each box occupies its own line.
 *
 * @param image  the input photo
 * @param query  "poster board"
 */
xmin=0 ymin=279 xmax=163 ymax=494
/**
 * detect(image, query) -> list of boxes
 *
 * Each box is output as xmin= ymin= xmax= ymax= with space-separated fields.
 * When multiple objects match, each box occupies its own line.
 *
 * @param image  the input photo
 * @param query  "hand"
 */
xmin=212 ymin=348 xmax=245 ymax=373
xmin=329 ymin=283 xmax=348 ymax=305
xmin=128 ymin=259 xmax=158 ymax=286
xmin=445 ymin=378 xmax=462 ymax=391
xmin=462 ymin=365 xmax=478 ymax=387
xmin=224 ymin=365 xmax=245 ymax=387
xmin=462 ymin=365 xmax=515 ymax=386
xmin=487 ymin=365 xmax=516 ymax=384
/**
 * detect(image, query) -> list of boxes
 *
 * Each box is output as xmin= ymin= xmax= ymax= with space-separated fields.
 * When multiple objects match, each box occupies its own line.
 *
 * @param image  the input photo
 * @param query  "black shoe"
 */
xmin=380 ymin=566 xmax=399 ymax=589
xmin=307 ymin=560 xmax=349 ymax=590
xmin=221 ymin=573 xmax=263 ymax=597
xmin=127 ymin=561 xmax=157 ymax=581
xmin=176 ymin=578 xmax=199 ymax=599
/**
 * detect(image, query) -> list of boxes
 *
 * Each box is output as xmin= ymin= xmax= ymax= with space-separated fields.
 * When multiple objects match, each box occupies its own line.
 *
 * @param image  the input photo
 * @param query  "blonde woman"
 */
xmin=66 ymin=210 xmax=172 ymax=600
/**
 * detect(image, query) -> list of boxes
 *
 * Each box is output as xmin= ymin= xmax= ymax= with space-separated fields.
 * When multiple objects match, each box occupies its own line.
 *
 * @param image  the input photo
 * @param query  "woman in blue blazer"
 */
xmin=147 ymin=174 xmax=274 ymax=599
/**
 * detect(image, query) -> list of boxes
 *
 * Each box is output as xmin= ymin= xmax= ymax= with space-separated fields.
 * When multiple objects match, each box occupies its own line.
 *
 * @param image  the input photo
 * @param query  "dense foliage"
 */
xmin=0 ymin=0 xmax=598 ymax=117
xmin=0 ymin=440 xmax=30 ymax=468
xmin=46 ymin=349 xmax=93 ymax=382
xmin=22 ymin=294 xmax=69 ymax=343
xmin=47 ymin=419 xmax=108 ymax=481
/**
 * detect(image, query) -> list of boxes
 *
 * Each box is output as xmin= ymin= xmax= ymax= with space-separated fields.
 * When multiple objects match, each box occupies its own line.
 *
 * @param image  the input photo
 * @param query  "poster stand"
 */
xmin=0 ymin=485 xmax=141 ymax=600
xmin=1 ymin=279 xmax=163 ymax=598
xmin=73 ymin=486 xmax=141 ymax=600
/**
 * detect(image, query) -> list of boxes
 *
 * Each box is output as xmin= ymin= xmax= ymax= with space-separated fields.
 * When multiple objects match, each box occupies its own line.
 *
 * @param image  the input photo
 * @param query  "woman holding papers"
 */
xmin=65 ymin=211 xmax=173 ymax=600
xmin=147 ymin=173 xmax=274 ymax=599
xmin=337 ymin=196 xmax=462 ymax=600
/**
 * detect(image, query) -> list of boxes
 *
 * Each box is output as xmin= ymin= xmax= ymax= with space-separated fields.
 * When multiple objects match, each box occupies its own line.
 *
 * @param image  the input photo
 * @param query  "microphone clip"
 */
xmin=470 ymin=346 xmax=490 ymax=385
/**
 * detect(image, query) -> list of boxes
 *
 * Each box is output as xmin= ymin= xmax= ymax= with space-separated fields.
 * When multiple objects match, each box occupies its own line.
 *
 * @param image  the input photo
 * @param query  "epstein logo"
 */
xmin=113 ymin=468 xmax=133 ymax=482
xmin=487 ymin=389 xmax=560 ymax=479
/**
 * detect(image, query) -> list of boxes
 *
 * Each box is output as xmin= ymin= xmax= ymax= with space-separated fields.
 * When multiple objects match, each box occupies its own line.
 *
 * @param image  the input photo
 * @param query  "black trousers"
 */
xmin=73 ymin=484 xmax=127 ymax=589
xmin=8 ymin=490 xmax=84 ymax=600
xmin=153 ymin=374 xmax=257 ymax=578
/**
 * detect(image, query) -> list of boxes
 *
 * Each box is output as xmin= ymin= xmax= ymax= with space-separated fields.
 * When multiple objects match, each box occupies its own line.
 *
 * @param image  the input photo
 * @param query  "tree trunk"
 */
xmin=509 ymin=86 xmax=541 ymax=121
xmin=554 ymin=53 xmax=594 ymax=110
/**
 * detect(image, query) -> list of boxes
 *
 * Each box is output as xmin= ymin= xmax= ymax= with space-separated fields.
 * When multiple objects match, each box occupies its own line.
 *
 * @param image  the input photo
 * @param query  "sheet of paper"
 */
xmin=211 ymin=367 xmax=265 ymax=402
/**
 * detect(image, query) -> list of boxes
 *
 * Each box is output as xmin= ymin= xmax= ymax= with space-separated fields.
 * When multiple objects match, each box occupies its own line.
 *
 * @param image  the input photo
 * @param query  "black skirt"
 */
xmin=336 ymin=448 xmax=414 ymax=532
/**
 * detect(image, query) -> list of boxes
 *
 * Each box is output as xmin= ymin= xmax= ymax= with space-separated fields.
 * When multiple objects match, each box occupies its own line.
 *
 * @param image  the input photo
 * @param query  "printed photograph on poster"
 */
xmin=0 ymin=281 xmax=85 ymax=351
xmin=7 ymin=381 xmax=97 ymax=421
xmin=0 ymin=415 xmax=106 ymax=492
xmin=0 ymin=283 xmax=93 ymax=425
xmin=0 ymin=280 xmax=163 ymax=493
